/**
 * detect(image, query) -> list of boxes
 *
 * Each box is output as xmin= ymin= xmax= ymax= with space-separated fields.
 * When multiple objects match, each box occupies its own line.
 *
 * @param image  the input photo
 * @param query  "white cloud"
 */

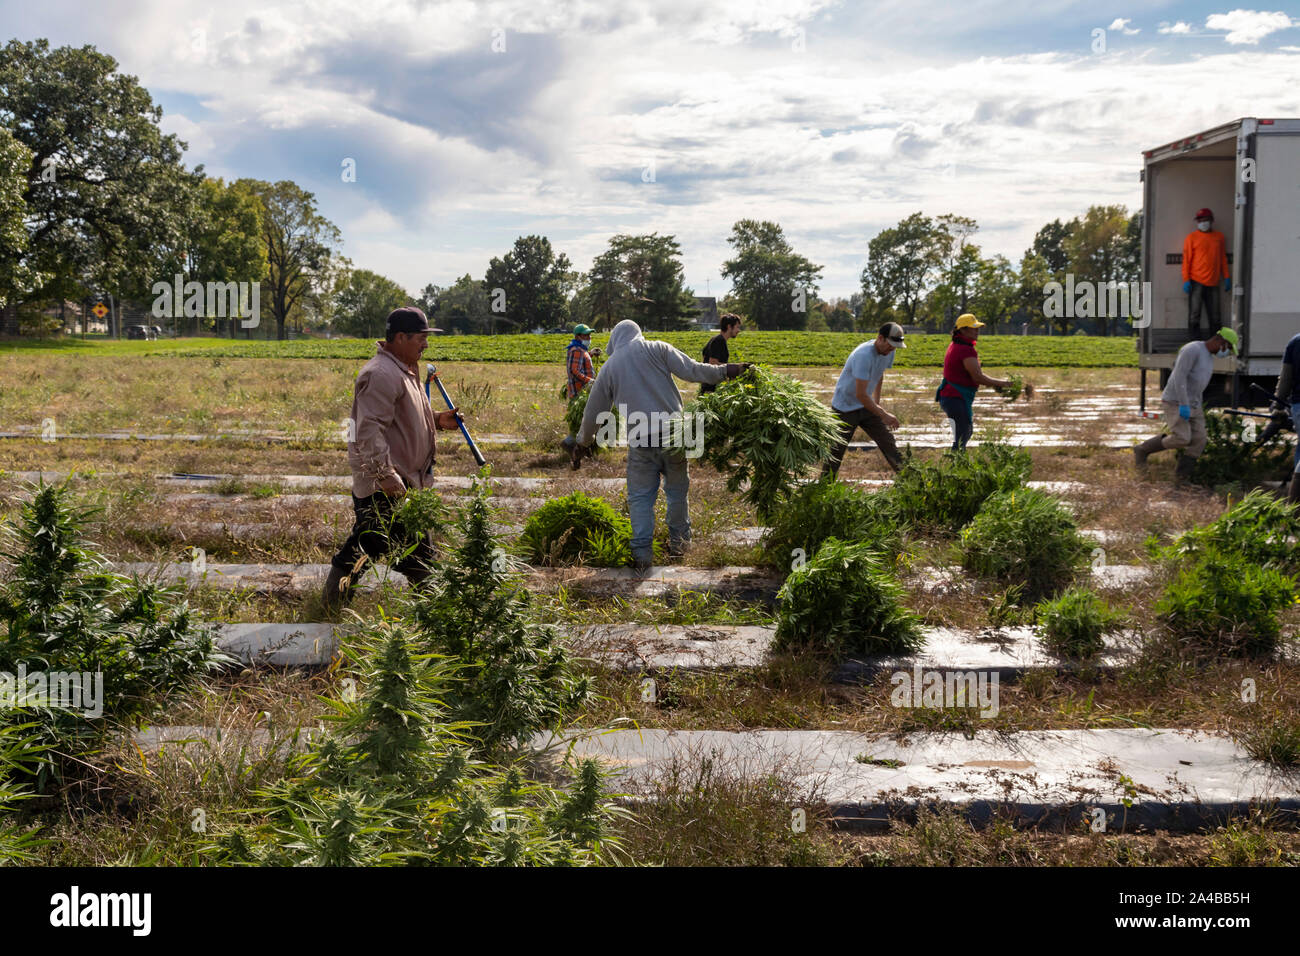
xmin=1206 ymin=9 xmax=1296 ymax=45
xmin=1107 ymin=18 xmax=1140 ymax=35
xmin=14 ymin=0 xmax=1300 ymax=295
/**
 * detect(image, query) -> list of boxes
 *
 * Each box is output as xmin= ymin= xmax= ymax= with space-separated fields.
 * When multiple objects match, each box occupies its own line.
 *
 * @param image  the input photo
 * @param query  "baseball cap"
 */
xmin=881 ymin=322 xmax=907 ymax=348
xmin=573 ymin=324 xmax=594 ymax=336
xmin=955 ymin=313 xmax=985 ymax=330
xmin=1216 ymin=326 xmax=1239 ymax=354
xmin=386 ymin=306 xmax=441 ymax=335
xmin=1195 ymin=207 xmax=1214 ymax=221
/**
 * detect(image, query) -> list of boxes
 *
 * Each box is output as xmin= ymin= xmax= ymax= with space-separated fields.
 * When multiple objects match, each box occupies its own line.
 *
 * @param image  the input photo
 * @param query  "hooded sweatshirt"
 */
xmin=576 ymin=319 xmax=727 ymax=447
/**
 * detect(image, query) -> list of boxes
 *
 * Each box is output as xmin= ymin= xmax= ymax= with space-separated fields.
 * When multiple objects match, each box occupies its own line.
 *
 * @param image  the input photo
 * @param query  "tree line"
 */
xmin=0 ymin=38 xmax=1142 ymax=340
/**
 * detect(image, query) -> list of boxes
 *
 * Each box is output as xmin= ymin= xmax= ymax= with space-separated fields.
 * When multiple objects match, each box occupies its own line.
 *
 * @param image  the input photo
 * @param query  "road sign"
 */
xmin=92 ymin=302 xmax=108 ymax=318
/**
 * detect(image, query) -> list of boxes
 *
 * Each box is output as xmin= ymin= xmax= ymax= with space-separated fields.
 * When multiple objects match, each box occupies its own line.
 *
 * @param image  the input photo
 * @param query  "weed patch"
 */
xmin=1192 ymin=413 xmax=1294 ymax=492
xmin=208 ymin=622 xmax=625 ymax=866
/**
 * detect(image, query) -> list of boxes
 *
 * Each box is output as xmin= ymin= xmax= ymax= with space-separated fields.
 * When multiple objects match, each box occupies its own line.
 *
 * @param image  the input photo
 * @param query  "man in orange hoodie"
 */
xmin=1183 ymin=207 xmax=1231 ymax=337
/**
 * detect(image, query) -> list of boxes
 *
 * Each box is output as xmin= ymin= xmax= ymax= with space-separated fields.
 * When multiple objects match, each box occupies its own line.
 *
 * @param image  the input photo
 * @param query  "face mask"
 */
xmin=1197 ymin=221 xmax=1211 ymax=232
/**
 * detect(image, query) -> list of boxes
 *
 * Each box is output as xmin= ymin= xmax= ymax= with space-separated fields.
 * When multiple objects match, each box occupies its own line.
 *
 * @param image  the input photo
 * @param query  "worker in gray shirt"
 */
xmin=1134 ymin=327 xmax=1238 ymax=479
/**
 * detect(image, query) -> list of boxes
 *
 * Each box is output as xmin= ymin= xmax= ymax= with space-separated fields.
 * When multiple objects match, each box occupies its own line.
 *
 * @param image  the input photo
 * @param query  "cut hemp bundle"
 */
xmin=689 ymin=365 xmax=843 ymax=521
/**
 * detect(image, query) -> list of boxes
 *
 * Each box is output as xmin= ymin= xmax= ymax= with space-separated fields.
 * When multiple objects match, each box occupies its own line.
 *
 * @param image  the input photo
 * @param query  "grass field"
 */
xmin=1 ymin=330 xmax=1140 ymax=367
xmin=2 ymin=346 xmax=1296 ymax=870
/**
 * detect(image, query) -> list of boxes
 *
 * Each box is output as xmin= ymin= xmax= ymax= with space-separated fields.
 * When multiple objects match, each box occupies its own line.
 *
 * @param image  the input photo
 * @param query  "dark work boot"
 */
xmin=402 ymin=564 xmax=432 ymax=589
xmin=1133 ymin=436 xmax=1165 ymax=469
xmin=1174 ymin=454 xmax=1197 ymax=483
xmin=1288 ymin=474 xmax=1300 ymax=505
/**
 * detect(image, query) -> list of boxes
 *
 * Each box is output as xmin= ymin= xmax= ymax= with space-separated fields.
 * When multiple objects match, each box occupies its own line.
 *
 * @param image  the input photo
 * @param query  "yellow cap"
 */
xmin=955 ymin=313 xmax=985 ymax=330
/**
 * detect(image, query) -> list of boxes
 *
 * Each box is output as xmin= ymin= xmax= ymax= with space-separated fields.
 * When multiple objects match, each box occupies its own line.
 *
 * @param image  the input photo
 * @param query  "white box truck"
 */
xmin=1139 ymin=117 xmax=1300 ymax=410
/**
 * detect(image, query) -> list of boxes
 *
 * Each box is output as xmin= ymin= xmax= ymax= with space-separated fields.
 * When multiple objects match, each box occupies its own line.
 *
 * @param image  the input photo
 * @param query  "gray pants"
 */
xmin=823 ymin=406 xmax=903 ymax=475
xmin=627 ymin=445 xmax=689 ymax=562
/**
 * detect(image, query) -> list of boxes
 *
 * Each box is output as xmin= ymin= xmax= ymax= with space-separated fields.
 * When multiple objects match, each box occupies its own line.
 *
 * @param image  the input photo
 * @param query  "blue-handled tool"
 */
xmin=426 ymin=364 xmax=486 ymax=467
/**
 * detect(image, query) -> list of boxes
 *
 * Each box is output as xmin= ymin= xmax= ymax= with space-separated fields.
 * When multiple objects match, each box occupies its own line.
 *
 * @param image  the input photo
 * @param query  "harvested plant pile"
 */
xmin=774 ymin=537 xmax=923 ymax=659
xmin=690 ymin=366 xmax=844 ymax=521
xmin=1154 ymin=548 xmax=1295 ymax=657
xmin=1162 ymin=489 xmax=1300 ymax=575
xmin=888 ymin=441 xmax=1032 ymax=534
xmin=760 ymin=477 xmax=903 ymax=570
xmin=519 ymin=491 xmax=632 ymax=567
xmin=1192 ymin=412 xmax=1295 ymax=491
xmin=565 ymin=386 xmax=590 ymax=437
xmin=959 ymin=488 xmax=1090 ymax=600
xmin=1035 ymin=586 xmax=1123 ymax=659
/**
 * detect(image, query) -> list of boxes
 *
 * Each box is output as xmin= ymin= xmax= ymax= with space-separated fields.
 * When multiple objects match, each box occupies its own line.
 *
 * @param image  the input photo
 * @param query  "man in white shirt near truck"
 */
xmin=1134 ymin=327 xmax=1238 ymax=480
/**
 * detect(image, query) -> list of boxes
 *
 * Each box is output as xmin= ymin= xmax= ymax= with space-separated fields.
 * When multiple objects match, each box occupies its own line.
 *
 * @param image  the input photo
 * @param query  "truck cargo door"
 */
xmin=1249 ymin=134 xmax=1300 ymax=355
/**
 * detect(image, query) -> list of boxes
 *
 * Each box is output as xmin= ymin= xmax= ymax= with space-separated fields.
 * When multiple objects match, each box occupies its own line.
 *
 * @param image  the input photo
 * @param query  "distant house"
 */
xmin=691 ymin=296 xmax=718 ymax=329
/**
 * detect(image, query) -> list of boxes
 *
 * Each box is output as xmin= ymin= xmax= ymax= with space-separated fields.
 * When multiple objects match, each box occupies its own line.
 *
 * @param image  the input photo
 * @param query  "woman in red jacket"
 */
xmin=936 ymin=314 xmax=1011 ymax=450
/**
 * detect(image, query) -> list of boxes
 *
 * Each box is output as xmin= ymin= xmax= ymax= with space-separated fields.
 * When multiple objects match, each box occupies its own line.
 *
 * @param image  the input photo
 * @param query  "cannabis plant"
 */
xmin=519 ymin=492 xmax=632 ymax=567
xmin=959 ymin=488 xmax=1090 ymax=600
xmin=1163 ymin=489 xmax=1300 ymax=576
xmin=409 ymin=476 xmax=591 ymax=755
xmin=774 ymin=537 xmax=923 ymax=659
xmin=209 ymin=622 xmax=627 ymax=866
xmin=760 ymin=477 xmax=903 ymax=571
xmin=0 ymin=723 xmax=46 ymax=864
xmin=1154 ymin=548 xmax=1295 ymax=657
xmin=689 ymin=365 xmax=844 ymax=521
xmin=1034 ymin=587 xmax=1123 ymax=659
xmin=887 ymin=441 xmax=1032 ymax=534
xmin=1192 ymin=413 xmax=1295 ymax=492
xmin=0 ymin=483 xmax=228 ymax=791
xmin=393 ymin=487 xmax=449 ymax=538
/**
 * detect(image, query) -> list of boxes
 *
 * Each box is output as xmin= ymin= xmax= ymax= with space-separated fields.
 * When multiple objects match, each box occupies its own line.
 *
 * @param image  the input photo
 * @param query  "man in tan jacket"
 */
xmin=324 ymin=306 xmax=463 ymax=608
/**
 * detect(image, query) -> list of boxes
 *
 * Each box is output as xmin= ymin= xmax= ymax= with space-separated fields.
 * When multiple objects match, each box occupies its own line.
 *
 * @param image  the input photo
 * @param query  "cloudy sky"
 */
xmin=6 ymin=1 xmax=1300 ymax=298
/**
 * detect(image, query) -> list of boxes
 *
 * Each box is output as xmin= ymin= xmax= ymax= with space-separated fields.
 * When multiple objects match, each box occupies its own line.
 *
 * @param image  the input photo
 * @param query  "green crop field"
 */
xmin=3 ymin=330 xmax=1139 ymax=367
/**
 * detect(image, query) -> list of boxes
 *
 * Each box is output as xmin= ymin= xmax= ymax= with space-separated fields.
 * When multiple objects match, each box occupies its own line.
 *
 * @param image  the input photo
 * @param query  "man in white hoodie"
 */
xmin=574 ymin=319 xmax=748 ymax=569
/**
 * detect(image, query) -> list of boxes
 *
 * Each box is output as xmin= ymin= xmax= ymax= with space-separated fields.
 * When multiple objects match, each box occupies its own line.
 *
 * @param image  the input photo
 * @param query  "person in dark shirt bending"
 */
xmin=701 ymin=313 xmax=742 ymax=394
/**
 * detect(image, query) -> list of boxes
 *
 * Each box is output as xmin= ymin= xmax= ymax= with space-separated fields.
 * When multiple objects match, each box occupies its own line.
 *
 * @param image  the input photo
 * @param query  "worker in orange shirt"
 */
xmin=1182 ymin=207 xmax=1230 ymax=337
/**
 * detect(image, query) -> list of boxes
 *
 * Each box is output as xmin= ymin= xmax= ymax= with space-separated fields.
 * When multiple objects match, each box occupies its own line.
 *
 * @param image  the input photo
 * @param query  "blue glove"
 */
xmin=1223 ymin=277 xmax=1232 ymax=292
xmin=1179 ymin=404 xmax=1191 ymax=420
xmin=1182 ymin=280 xmax=1192 ymax=294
